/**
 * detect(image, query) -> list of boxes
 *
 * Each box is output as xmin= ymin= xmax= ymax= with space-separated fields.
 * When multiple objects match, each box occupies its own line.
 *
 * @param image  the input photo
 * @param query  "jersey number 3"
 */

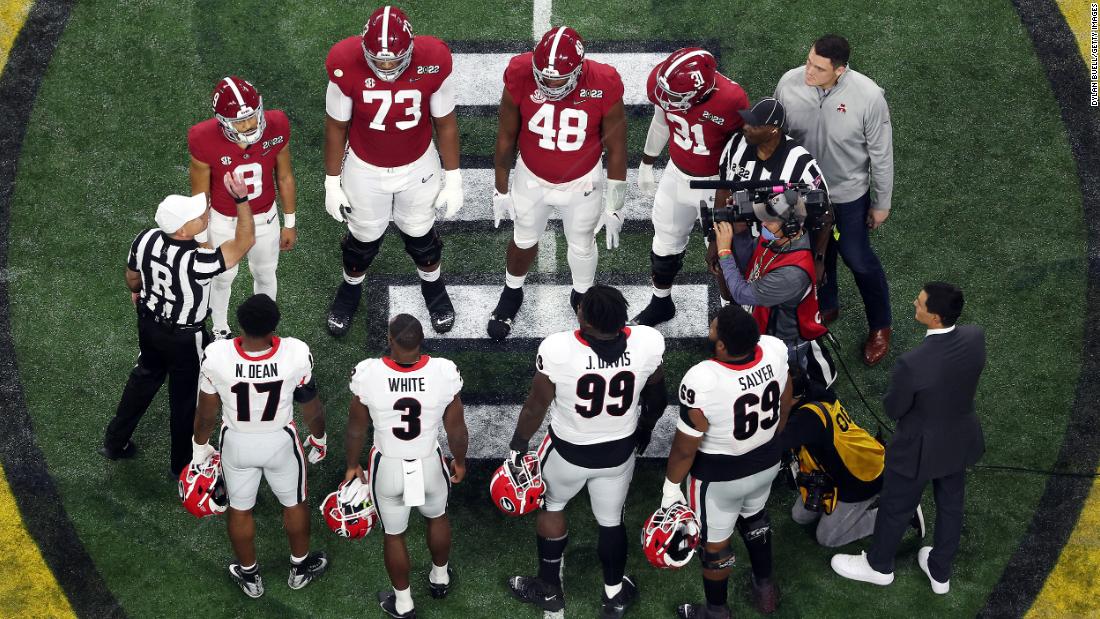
xmin=393 ymin=397 xmax=422 ymax=440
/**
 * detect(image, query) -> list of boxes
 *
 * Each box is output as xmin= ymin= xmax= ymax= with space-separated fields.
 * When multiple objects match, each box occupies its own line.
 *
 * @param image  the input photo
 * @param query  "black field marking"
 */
xmin=0 ymin=1 xmax=126 ymax=618
xmin=981 ymin=1 xmax=1100 ymax=616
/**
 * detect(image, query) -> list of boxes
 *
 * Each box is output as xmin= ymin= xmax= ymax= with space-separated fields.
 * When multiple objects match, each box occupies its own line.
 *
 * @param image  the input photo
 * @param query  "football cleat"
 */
xmin=212 ymin=328 xmax=233 ymax=342
xmin=600 ymin=575 xmax=639 ymax=619
xmin=677 ymin=603 xmax=731 ymax=619
xmin=630 ymin=294 xmax=676 ymax=327
xmin=421 ymin=279 xmax=456 ymax=334
xmin=508 ymin=575 xmax=565 ymax=612
xmin=750 ymin=574 xmax=779 ymax=614
xmin=487 ymin=286 xmax=524 ymax=341
xmin=427 ymin=566 xmax=456 ymax=599
xmin=228 ymin=562 xmax=264 ymax=599
xmin=378 ymin=590 xmax=417 ymax=618
xmin=287 ymin=551 xmax=329 ymax=590
xmin=326 ymin=285 xmax=361 ymax=337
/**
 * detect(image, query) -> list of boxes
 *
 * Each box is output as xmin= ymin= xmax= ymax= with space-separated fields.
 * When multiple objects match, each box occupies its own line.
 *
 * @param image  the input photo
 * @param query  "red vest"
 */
xmin=748 ymin=239 xmax=828 ymax=341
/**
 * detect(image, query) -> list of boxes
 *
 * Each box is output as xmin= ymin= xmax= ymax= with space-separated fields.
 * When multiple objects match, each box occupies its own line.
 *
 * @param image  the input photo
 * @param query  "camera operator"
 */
xmin=708 ymin=98 xmax=837 ymax=391
xmin=778 ymin=386 xmax=918 ymax=548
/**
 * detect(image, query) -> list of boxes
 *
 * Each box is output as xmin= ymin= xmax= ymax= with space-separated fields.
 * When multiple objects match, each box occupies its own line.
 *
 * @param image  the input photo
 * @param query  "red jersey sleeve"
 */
xmin=503 ymin=52 xmax=533 ymax=105
xmin=325 ymin=37 xmax=360 ymax=97
xmin=598 ymin=65 xmax=625 ymax=114
xmin=187 ymin=123 xmax=207 ymax=163
xmin=267 ymin=110 xmax=290 ymax=154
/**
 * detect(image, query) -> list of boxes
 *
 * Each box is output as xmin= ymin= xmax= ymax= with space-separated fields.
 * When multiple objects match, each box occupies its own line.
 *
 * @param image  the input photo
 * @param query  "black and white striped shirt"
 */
xmin=719 ymin=134 xmax=830 ymax=195
xmin=127 ymin=228 xmax=227 ymax=327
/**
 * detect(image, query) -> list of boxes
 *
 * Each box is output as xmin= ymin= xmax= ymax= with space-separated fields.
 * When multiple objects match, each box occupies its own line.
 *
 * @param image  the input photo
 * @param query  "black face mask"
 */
xmin=588 ymin=331 xmax=628 ymax=365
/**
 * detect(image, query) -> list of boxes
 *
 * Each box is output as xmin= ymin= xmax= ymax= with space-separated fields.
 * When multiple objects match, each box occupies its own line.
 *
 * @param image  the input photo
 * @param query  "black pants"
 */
xmin=104 ymin=317 xmax=209 ymax=476
xmin=866 ymin=466 xmax=966 ymax=582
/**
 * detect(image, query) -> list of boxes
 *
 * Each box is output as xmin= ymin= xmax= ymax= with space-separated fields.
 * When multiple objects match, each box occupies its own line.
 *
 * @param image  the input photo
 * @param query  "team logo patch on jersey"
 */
xmin=220 ymin=156 xmax=232 ymax=165
xmin=837 ymin=103 xmax=847 ymax=113
xmin=530 ymin=89 xmax=547 ymax=104
xmin=365 ymin=78 xmax=376 ymax=88
xmin=261 ymin=135 xmax=285 ymax=150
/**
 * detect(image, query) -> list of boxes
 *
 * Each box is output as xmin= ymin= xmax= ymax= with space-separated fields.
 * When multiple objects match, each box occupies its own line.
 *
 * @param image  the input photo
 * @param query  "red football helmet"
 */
xmin=361 ymin=5 xmax=415 ymax=82
xmin=531 ymin=26 xmax=585 ymax=101
xmin=211 ymin=76 xmax=266 ymax=145
xmin=490 ymin=452 xmax=545 ymax=516
xmin=178 ymin=453 xmax=228 ymax=518
xmin=320 ymin=478 xmax=378 ymax=539
xmin=641 ymin=503 xmax=701 ymax=569
xmin=653 ymin=48 xmax=717 ymax=112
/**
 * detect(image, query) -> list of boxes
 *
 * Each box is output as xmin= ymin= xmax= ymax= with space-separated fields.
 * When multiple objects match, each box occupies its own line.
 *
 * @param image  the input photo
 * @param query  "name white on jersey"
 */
xmin=678 ymin=335 xmax=789 ymax=456
xmin=538 ymin=326 xmax=665 ymax=446
xmin=349 ymin=355 xmax=462 ymax=459
xmin=200 ymin=337 xmax=313 ymax=434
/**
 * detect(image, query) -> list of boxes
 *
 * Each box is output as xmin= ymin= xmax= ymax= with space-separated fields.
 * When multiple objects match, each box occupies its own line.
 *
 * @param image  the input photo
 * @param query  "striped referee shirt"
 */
xmin=719 ymin=133 xmax=830 ymax=195
xmin=127 ymin=228 xmax=227 ymax=327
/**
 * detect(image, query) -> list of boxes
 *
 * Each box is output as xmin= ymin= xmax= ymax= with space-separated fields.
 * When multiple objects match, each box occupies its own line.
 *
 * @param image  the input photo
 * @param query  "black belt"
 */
xmin=137 ymin=308 xmax=203 ymax=333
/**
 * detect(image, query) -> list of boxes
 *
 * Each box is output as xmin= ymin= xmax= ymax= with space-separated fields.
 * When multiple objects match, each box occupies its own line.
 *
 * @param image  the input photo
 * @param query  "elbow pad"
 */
xmin=293 ymin=378 xmax=318 ymax=403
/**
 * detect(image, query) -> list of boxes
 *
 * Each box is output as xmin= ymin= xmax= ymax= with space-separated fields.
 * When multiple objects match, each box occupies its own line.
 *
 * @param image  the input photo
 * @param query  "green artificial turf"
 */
xmin=6 ymin=0 xmax=1085 ymax=617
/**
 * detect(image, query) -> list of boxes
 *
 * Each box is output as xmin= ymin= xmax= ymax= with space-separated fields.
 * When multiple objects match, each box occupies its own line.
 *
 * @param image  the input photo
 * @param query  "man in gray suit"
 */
xmin=830 ymin=282 xmax=985 ymax=595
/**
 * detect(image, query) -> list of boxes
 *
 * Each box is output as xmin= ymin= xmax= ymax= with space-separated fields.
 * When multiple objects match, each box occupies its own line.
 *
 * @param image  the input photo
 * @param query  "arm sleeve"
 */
xmin=445 ymin=360 xmax=464 ymax=398
xmin=189 ymin=248 xmax=227 ymax=280
xmin=326 ymin=81 xmax=353 ymax=122
xmin=429 ymin=71 xmax=457 ymax=118
xmin=643 ymin=106 xmax=670 ymax=157
xmin=718 ymin=257 xmax=760 ymax=306
xmin=749 ymin=266 xmax=810 ymax=307
xmin=865 ymin=92 xmax=894 ymax=211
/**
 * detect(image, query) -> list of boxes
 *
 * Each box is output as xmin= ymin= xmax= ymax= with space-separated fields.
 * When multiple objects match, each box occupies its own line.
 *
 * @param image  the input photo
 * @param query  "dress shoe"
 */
xmin=98 ymin=440 xmax=137 ymax=460
xmin=862 ymin=328 xmax=891 ymax=366
xmin=917 ymin=547 xmax=950 ymax=594
xmin=830 ymin=551 xmax=894 ymax=586
xmin=821 ymin=309 xmax=839 ymax=324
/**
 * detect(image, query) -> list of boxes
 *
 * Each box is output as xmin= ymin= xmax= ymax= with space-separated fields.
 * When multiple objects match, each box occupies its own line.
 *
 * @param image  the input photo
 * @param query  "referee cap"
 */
xmin=738 ymin=97 xmax=785 ymax=128
xmin=155 ymin=194 xmax=207 ymax=233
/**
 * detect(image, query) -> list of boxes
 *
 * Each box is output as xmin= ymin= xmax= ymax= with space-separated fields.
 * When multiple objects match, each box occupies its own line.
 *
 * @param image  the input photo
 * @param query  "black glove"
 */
xmin=633 ymin=425 xmax=653 ymax=456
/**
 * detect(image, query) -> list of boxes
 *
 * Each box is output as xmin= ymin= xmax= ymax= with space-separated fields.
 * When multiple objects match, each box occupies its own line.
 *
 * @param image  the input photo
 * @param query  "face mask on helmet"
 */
xmin=532 ymin=26 xmax=585 ymax=101
xmin=320 ymin=479 xmax=378 ymax=539
xmin=654 ymin=49 xmax=717 ymax=112
xmin=641 ymin=503 xmax=702 ymax=569
xmin=361 ymin=5 xmax=415 ymax=82
xmin=363 ymin=45 xmax=414 ymax=82
xmin=178 ymin=454 xmax=229 ymax=518
xmin=655 ymin=77 xmax=698 ymax=112
xmin=212 ymin=77 xmax=267 ymax=145
xmin=490 ymin=452 xmax=545 ymax=516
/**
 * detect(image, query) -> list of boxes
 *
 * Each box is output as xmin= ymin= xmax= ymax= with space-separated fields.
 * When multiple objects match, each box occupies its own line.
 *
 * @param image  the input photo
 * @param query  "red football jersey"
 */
xmin=646 ymin=69 xmax=749 ymax=176
xmin=188 ymin=109 xmax=290 ymax=216
xmin=326 ymin=35 xmax=453 ymax=167
xmin=504 ymin=53 xmax=624 ymax=184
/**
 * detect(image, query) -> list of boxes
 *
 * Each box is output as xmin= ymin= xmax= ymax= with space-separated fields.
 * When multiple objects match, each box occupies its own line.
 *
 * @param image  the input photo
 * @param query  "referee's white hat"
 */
xmin=155 ymin=194 xmax=207 ymax=234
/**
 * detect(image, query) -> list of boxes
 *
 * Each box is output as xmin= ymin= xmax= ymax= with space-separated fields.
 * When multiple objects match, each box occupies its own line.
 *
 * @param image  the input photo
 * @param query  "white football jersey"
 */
xmin=677 ymin=335 xmax=789 ymax=456
xmin=349 ymin=355 xmax=463 ymax=459
xmin=538 ymin=326 xmax=666 ymax=446
xmin=200 ymin=337 xmax=314 ymax=434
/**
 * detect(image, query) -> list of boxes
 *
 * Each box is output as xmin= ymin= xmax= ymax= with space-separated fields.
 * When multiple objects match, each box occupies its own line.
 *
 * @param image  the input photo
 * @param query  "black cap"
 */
xmin=738 ymin=97 xmax=785 ymax=128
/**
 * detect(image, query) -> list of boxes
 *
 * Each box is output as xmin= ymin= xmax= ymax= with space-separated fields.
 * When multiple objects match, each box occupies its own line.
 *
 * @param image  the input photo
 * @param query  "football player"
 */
xmin=631 ymin=49 xmax=750 ymax=326
xmin=487 ymin=26 xmax=628 ymax=341
xmin=191 ymin=294 xmax=329 ymax=599
xmin=345 ymin=314 xmax=468 ymax=619
xmin=506 ymin=285 xmax=667 ymax=618
xmin=662 ymin=305 xmax=794 ymax=618
xmin=323 ymin=5 xmax=463 ymax=337
xmin=189 ymin=76 xmax=297 ymax=341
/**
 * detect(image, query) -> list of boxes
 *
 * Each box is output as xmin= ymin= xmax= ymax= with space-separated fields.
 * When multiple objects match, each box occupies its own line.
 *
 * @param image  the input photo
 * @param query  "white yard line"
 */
xmin=538 ymin=230 xmax=557 ymax=272
xmin=532 ymin=0 xmax=552 ymax=41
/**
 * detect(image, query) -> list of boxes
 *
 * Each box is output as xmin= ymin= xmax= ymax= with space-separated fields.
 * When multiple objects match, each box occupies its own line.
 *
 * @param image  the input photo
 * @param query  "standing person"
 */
xmin=487 ymin=26 xmax=628 ymax=340
xmin=345 ymin=314 xmax=468 ymax=619
xmin=664 ymin=305 xmax=793 ymax=618
xmin=191 ymin=294 xmax=329 ymax=598
xmin=189 ymin=76 xmax=298 ymax=341
xmin=504 ymin=285 xmax=666 ymax=618
xmin=832 ymin=282 xmax=985 ymax=595
xmin=774 ymin=34 xmax=894 ymax=366
xmin=101 ymin=173 xmax=255 ymax=476
xmin=631 ymin=47 xmax=749 ymax=326
xmin=323 ymin=5 xmax=464 ymax=337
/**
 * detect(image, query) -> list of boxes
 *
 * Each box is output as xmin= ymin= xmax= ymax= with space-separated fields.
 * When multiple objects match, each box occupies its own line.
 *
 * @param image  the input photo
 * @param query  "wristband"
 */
xmin=662 ymin=477 xmax=681 ymax=497
xmin=283 ymin=213 xmax=296 ymax=228
xmin=233 ymin=195 xmax=248 ymax=204
xmin=717 ymin=249 xmax=732 ymax=257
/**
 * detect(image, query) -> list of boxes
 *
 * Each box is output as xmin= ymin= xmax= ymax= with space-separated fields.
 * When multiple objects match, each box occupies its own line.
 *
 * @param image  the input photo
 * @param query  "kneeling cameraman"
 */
xmin=779 ymin=387 xmax=903 ymax=548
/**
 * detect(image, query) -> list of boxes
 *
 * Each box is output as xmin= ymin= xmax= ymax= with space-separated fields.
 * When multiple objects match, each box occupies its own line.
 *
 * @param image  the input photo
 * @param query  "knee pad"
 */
xmin=513 ymin=233 xmax=539 ymax=250
xmin=341 ymin=233 xmax=383 ymax=273
xmin=737 ymin=510 xmax=772 ymax=545
xmin=566 ymin=238 xmax=596 ymax=260
xmin=701 ymin=543 xmax=735 ymax=570
xmin=400 ymin=228 xmax=443 ymax=268
xmin=650 ymin=250 xmax=686 ymax=288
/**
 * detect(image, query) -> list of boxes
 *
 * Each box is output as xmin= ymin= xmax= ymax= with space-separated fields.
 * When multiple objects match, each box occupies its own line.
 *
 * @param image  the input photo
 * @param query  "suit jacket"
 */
xmin=883 ymin=325 xmax=986 ymax=480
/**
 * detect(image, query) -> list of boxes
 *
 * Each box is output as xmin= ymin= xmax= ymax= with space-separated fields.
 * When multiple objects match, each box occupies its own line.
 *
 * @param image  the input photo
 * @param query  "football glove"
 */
xmin=493 ymin=190 xmax=514 ymax=229
xmin=434 ymin=169 xmax=464 ymax=219
xmin=661 ymin=477 xmax=688 ymax=509
xmin=633 ymin=425 xmax=653 ymax=456
xmin=600 ymin=179 xmax=627 ymax=249
xmin=306 ymin=433 xmax=327 ymax=464
xmin=324 ymin=174 xmax=350 ymax=223
xmin=638 ymin=161 xmax=657 ymax=196
xmin=191 ymin=439 xmax=216 ymax=466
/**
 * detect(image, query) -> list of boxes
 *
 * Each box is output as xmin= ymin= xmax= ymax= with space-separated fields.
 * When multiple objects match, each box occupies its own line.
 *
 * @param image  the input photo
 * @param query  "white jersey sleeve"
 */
xmin=350 ymin=355 xmax=462 ymax=459
xmin=203 ymin=337 xmax=314 ymax=434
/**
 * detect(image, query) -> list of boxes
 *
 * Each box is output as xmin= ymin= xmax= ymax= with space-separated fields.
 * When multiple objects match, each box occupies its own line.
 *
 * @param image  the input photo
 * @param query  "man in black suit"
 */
xmin=830 ymin=282 xmax=985 ymax=595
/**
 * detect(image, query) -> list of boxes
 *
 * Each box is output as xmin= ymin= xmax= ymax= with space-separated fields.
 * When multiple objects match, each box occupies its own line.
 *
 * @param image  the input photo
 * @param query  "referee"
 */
xmin=101 ymin=172 xmax=256 ymax=476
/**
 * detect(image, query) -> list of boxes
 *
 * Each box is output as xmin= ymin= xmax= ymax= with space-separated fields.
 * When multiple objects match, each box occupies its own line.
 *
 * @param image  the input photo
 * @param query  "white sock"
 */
xmin=343 ymin=271 xmax=365 ymax=286
xmin=418 ymin=267 xmax=441 ymax=282
xmin=605 ymin=582 xmax=622 ymax=598
xmin=394 ymin=587 xmax=414 ymax=614
xmin=429 ymin=562 xmax=450 ymax=585
xmin=566 ymin=243 xmax=597 ymax=293
xmin=240 ymin=562 xmax=257 ymax=573
xmin=652 ymin=285 xmax=672 ymax=299
xmin=290 ymin=554 xmax=306 ymax=565
xmin=505 ymin=270 xmax=526 ymax=289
